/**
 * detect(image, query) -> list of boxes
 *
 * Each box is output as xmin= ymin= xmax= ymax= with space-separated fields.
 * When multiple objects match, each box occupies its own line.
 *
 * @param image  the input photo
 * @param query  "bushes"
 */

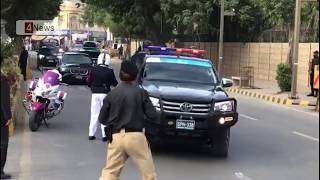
xmin=1 ymin=42 xmax=21 ymax=97
xmin=276 ymin=63 xmax=292 ymax=92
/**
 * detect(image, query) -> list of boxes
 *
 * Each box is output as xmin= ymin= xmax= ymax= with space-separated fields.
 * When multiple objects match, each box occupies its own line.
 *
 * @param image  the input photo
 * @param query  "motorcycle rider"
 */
xmin=86 ymin=48 xmax=118 ymax=142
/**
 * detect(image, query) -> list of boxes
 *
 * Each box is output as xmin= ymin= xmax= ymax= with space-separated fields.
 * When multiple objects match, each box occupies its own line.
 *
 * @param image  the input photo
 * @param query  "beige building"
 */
xmin=51 ymin=0 xmax=85 ymax=31
xmin=34 ymin=0 xmax=112 ymax=44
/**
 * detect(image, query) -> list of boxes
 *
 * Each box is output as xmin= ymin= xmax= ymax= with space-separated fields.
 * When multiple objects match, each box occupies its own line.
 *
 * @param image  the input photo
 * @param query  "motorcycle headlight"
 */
xmin=214 ymin=101 xmax=234 ymax=112
xmin=39 ymin=54 xmax=45 ymax=59
xmin=41 ymin=90 xmax=51 ymax=98
xmin=149 ymin=97 xmax=160 ymax=108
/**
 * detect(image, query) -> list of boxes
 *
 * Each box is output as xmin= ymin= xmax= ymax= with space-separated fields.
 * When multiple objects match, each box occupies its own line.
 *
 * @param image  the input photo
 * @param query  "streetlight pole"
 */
xmin=218 ymin=0 xmax=224 ymax=76
xmin=290 ymin=0 xmax=302 ymax=99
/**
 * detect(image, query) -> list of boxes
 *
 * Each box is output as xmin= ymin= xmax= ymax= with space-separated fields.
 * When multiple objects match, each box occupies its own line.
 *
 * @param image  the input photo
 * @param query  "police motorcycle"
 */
xmin=23 ymin=70 xmax=67 ymax=132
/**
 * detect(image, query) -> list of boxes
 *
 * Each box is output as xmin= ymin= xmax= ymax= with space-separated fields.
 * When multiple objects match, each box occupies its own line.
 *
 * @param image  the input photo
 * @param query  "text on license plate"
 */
xmin=176 ymin=119 xmax=195 ymax=130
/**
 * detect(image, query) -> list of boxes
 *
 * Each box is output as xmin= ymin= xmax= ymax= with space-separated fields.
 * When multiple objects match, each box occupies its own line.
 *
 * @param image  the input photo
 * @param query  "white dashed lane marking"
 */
xmin=292 ymin=131 xmax=319 ymax=142
xmin=239 ymin=114 xmax=259 ymax=121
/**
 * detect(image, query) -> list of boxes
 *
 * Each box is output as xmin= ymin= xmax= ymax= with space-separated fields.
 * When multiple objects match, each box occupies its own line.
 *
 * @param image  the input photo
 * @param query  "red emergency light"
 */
xmin=176 ymin=48 xmax=206 ymax=57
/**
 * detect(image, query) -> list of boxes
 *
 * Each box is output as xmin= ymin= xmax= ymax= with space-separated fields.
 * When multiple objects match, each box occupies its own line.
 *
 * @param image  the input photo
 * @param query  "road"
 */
xmin=5 ymin=52 xmax=319 ymax=180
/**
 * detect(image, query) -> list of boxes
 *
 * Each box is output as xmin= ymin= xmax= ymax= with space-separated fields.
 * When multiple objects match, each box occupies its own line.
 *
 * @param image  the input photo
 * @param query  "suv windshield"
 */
xmin=83 ymin=42 xmax=97 ymax=48
xmin=144 ymin=59 xmax=218 ymax=84
xmin=40 ymin=47 xmax=59 ymax=54
xmin=62 ymin=54 xmax=92 ymax=64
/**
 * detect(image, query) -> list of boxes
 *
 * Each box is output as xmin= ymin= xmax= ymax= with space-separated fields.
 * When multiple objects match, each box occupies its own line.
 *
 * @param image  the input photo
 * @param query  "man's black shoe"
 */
xmin=307 ymin=93 xmax=314 ymax=96
xmin=1 ymin=173 xmax=12 ymax=179
xmin=88 ymin=136 xmax=96 ymax=140
xmin=102 ymin=137 xmax=108 ymax=142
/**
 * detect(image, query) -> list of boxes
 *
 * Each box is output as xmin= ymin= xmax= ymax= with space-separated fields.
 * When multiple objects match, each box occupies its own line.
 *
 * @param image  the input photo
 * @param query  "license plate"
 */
xmin=48 ymin=60 xmax=54 ymax=62
xmin=176 ymin=119 xmax=195 ymax=130
xmin=75 ymin=75 xmax=82 ymax=79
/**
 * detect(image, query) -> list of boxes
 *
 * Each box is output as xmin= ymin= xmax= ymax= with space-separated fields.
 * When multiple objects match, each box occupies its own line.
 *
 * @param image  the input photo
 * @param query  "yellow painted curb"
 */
xmin=225 ymin=88 xmax=313 ymax=108
xmin=299 ymin=101 xmax=310 ymax=107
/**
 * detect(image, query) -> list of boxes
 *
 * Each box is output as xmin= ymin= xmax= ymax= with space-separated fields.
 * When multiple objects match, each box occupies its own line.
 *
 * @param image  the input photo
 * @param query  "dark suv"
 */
xmin=57 ymin=52 xmax=93 ymax=84
xmin=37 ymin=46 xmax=63 ymax=69
xmin=137 ymin=49 xmax=238 ymax=157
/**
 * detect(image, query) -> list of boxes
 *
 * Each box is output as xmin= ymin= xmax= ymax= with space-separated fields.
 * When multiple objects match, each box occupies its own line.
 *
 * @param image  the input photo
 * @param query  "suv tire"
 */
xmin=209 ymin=128 xmax=230 ymax=157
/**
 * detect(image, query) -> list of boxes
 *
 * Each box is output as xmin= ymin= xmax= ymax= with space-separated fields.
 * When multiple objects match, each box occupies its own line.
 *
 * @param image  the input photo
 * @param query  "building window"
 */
xmin=69 ymin=15 xmax=78 ymax=30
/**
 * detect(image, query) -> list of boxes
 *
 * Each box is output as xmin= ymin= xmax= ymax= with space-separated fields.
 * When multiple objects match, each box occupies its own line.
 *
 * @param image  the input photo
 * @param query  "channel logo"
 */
xmin=16 ymin=20 xmax=55 ymax=35
xmin=24 ymin=22 xmax=34 ymax=33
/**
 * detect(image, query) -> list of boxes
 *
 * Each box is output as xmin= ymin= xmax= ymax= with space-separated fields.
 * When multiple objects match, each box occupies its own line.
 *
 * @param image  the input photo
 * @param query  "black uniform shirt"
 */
xmin=87 ymin=65 xmax=118 ymax=94
xmin=1 ymin=78 xmax=12 ymax=127
xmin=98 ymin=82 xmax=158 ymax=130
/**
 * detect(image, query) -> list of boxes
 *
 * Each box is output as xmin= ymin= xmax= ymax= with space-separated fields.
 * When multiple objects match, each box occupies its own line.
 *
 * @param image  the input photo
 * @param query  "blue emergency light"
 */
xmin=143 ymin=46 xmax=176 ymax=52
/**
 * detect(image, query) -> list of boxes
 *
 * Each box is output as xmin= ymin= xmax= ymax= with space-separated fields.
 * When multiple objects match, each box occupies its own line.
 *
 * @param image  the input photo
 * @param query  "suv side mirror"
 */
xmin=222 ymin=78 xmax=233 ymax=88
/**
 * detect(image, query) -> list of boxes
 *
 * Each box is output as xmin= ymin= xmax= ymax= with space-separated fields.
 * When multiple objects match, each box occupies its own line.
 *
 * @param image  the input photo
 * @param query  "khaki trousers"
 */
xmin=100 ymin=131 xmax=157 ymax=180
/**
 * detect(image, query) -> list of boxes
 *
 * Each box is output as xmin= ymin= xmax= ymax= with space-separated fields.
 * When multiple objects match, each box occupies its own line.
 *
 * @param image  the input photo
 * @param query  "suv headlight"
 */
xmin=149 ymin=97 xmax=160 ymax=108
xmin=60 ymin=67 xmax=69 ymax=73
xmin=214 ymin=101 xmax=234 ymax=112
xmin=39 ymin=54 xmax=45 ymax=59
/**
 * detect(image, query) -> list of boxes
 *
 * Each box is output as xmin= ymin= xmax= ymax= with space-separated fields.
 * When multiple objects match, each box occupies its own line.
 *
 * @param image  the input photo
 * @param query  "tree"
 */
xmin=257 ymin=0 xmax=296 ymax=65
xmin=83 ymin=0 xmax=172 ymax=45
xmin=301 ymin=2 xmax=319 ymax=42
xmin=1 ymin=0 xmax=62 ymax=38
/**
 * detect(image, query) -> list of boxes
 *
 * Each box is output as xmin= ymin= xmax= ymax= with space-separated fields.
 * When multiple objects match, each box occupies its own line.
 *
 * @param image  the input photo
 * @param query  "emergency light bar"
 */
xmin=144 ymin=46 xmax=176 ymax=52
xmin=176 ymin=48 xmax=206 ymax=57
xmin=143 ymin=46 xmax=206 ymax=58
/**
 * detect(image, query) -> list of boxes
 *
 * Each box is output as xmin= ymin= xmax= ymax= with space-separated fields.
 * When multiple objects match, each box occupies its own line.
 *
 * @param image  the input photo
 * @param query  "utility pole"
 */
xmin=218 ymin=0 xmax=224 ymax=76
xmin=290 ymin=0 xmax=302 ymax=99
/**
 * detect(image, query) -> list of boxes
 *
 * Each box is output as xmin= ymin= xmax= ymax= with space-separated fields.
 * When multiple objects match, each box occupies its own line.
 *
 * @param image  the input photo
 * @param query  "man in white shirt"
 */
xmin=97 ymin=46 xmax=111 ymax=66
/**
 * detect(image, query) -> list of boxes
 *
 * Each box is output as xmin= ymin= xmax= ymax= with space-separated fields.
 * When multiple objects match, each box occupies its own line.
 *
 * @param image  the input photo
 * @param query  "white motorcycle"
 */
xmin=23 ymin=70 xmax=67 ymax=132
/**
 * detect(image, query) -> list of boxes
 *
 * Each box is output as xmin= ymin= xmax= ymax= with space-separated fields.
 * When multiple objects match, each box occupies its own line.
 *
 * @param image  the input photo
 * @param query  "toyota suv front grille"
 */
xmin=162 ymin=100 xmax=211 ymax=115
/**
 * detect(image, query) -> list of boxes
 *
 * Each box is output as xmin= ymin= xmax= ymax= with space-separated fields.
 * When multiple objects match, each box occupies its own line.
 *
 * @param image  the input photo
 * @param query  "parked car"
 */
xmin=57 ymin=52 xmax=93 ymax=84
xmin=37 ymin=46 xmax=63 ymax=69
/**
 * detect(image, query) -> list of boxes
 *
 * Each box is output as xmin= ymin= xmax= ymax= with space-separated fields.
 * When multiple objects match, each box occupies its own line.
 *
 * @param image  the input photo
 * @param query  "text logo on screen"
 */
xmin=16 ymin=20 xmax=55 ymax=35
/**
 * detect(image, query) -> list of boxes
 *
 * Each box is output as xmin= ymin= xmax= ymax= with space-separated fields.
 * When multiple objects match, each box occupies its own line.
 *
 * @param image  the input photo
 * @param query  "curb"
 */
xmin=226 ymin=88 xmax=316 ymax=107
xmin=9 ymin=77 xmax=28 ymax=136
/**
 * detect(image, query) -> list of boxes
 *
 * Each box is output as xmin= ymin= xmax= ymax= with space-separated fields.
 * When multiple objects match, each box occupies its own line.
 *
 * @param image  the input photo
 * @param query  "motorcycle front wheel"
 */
xmin=29 ymin=111 xmax=43 ymax=132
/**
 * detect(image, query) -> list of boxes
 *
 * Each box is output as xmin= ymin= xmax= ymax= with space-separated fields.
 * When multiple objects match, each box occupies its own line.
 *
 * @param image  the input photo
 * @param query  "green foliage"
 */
xmin=1 ymin=42 xmax=21 ymax=95
xmin=301 ymin=2 xmax=319 ymax=41
xmin=1 ymin=0 xmax=62 ymax=37
xmin=83 ymin=0 xmax=318 ymax=43
xmin=257 ymin=0 xmax=295 ymax=30
xmin=276 ymin=63 xmax=292 ymax=92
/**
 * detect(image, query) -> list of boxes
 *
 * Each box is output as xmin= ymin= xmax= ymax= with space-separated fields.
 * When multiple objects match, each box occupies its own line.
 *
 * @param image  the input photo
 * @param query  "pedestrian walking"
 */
xmin=98 ymin=61 xmax=159 ymax=180
xmin=1 ymin=75 xmax=12 ymax=179
xmin=86 ymin=47 xmax=118 ymax=142
xmin=308 ymin=50 xmax=319 ymax=97
xmin=18 ymin=46 xmax=28 ymax=81
xmin=118 ymin=45 xmax=123 ymax=59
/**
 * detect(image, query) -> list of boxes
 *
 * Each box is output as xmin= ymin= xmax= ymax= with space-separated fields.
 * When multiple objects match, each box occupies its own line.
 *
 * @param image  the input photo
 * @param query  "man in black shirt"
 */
xmin=18 ymin=46 xmax=28 ymax=81
xmin=98 ymin=61 xmax=158 ymax=180
xmin=308 ymin=50 xmax=319 ymax=97
xmin=86 ymin=49 xmax=118 ymax=142
xmin=1 ymin=76 xmax=12 ymax=179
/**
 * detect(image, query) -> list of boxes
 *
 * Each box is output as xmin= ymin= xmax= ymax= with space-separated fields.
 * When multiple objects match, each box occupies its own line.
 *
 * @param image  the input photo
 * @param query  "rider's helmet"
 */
xmin=42 ymin=69 xmax=62 ymax=86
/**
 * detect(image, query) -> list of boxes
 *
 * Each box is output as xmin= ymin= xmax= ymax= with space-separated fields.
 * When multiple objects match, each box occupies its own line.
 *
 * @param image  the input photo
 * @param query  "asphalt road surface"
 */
xmin=5 ymin=52 xmax=319 ymax=180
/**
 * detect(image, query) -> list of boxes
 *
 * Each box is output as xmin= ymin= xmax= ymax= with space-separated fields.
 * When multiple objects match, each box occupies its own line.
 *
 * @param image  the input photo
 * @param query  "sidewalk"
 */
xmin=226 ymin=79 xmax=318 ymax=108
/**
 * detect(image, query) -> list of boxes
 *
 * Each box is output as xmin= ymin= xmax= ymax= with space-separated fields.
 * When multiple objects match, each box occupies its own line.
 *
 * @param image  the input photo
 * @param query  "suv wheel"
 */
xmin=209 ymin=128 xmax=230 ymax=157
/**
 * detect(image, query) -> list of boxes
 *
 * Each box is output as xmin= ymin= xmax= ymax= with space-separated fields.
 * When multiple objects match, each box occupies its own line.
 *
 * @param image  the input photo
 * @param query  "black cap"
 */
xmin=314 ymin=50 xmax=319 ymax=54
xmin=120 ymin=60 xmax=138 ymax=79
